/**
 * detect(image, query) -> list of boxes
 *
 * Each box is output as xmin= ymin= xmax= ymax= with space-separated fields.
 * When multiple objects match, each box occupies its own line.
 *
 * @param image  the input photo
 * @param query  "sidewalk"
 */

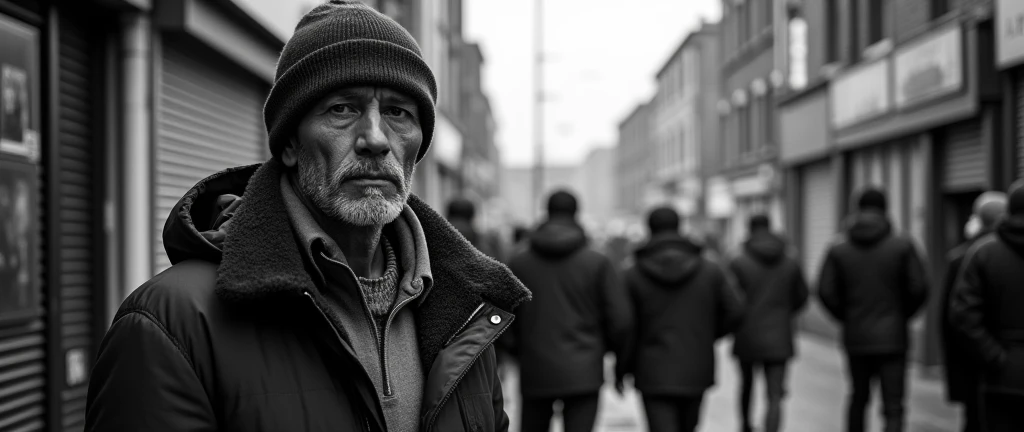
xmin=502 ymin=335 xmax=961 ymax=432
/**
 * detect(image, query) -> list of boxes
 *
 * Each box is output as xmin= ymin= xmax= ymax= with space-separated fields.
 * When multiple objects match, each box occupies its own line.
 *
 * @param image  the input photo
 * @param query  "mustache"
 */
xmin=337 ymin=158 xmax=405 ymax=185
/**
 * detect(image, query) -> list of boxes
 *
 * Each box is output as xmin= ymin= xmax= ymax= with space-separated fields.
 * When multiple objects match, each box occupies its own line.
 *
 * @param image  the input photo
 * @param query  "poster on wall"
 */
xmin=0 ymin=158 xmax=39 ymax=324
xmin=0 ymin=14 xmax=40 ymax=163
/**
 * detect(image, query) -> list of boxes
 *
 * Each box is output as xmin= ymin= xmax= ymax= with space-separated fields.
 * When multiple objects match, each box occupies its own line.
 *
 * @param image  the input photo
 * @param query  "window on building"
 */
xmin=765 ymin=0 xmax=774 ymax=29
xmin=788 ymin=13 xmax=808 ymax=89
xmin=739 ymin=105 xmax=750 ymax=156
xmin=826 ymin=0 xmax=840 ymax=63
xmin=867 ymin=0 xmax=885 ymax=45
xmin=765 ymin=88 xmax=774 ymax=147
xmin=932 ymin=0 xmax=950 ymax=19
xmin=738 ymin=3 xmax=748 ymax=45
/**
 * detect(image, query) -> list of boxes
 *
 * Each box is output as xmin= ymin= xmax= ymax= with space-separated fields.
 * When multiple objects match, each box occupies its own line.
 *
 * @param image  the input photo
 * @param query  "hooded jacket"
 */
xmin=505 ymin=217 xmax=632 ymax=398
xmin=621 ymin=232 xmax=745 ymax=395
xmin=939 ymin=229 xmax=990 ymax=403
xmin=818 ymin=212 xmax=929 ymax=354
xmin=730 ymin=232 xmax=809 ymax=362
xmin=950 ymin=217 xmax=1024 ymax=395
xmin=84 ymin=161 xmax=531 ymax=432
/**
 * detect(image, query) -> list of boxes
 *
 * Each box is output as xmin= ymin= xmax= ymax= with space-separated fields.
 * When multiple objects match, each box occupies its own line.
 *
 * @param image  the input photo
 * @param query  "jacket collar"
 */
xmin=215 ymin=159 xmax=530 ymax=370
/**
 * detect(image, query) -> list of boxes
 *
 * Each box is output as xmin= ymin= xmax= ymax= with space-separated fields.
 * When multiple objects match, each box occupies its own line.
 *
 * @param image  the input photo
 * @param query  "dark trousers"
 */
xmin=845 ymin=353 xmax=907 ymax=432
xmin=738 ymin=360 xmax=788 ymax=432
xmin=520 ymin=393 xmax=599 ymax=432
xmin=981 ymin=393 xmax=1024 ymax=432
xmin=642 ymin=393 xmax=704 ymax=432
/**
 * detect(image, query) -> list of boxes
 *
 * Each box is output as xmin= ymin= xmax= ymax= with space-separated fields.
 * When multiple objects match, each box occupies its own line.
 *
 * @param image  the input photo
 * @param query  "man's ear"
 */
xmin=281 ymin=137 xmax=300 ymax=168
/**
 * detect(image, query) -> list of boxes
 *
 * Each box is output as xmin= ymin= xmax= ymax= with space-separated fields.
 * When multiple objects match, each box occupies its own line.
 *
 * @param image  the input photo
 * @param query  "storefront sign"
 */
xmin=830 ymin=59 xmax=890 ymax=129
xmin=705 ymin=176 xmax=734 ymax=218
xmin=998 ymin=0 xmax=1024 ymax=69
xmin=894 ymin=24 xmax=963 ymax=108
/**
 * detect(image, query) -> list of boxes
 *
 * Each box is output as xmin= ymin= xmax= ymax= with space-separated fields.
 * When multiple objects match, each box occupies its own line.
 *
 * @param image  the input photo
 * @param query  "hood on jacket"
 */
xmin=998 ymin=215 xmax=1024 ymax=257
xmin=529 ymin=217 xmax=588 ymax=258
xmin=845 ymin=211 xmax=893 ymax=246
xmin=744 ymin=232 xmax=787 ymax=265
xmin=163 ymin=165 xmax=258 ymax=265
xmin=634 ymin=232 xmax=704 ymax=286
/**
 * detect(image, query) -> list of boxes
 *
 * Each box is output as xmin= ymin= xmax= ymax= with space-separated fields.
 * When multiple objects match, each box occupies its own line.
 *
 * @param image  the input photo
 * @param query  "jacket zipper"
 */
xmin=426 ymin=309 xmax=512 ymax=431
xmin=380 ymin=294 xmax=416 ymax=396
xmin=303 ymin=291 xmax=380 ymax=432
xmin=444 ymin=302 xmax=486 ymax=347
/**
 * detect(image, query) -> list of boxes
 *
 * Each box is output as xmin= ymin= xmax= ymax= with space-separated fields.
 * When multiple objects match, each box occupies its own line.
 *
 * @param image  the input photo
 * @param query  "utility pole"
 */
xmin=532 ymin=0 xmax=545 ymax=220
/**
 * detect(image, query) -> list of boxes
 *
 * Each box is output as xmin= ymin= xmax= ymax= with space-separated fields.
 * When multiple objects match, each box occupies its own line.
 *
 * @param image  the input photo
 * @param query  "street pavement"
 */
xmin=501 ymin=335 xmax=961 ymax=432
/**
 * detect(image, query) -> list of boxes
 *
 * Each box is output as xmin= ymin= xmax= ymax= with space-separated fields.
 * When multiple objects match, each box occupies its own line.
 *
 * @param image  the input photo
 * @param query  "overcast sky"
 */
xmin=233 ymin=0 xmax=721 ymax=168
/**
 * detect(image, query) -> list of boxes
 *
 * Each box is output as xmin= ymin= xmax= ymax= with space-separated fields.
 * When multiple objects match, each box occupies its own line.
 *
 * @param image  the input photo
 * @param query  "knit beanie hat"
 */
xmin=972 ymin=191 xmax=1008 ymax=228
xmin=446 ymin=197 xmax=476 ymax=220
xmin=647 ymin=207 xmax=680 ymax=234
xmin=547 ymin=191 xmax=578 ymax=217
xmin=748 ymin=214 xmax=771 ymax=232
xmin=857 ymin=188 xmax=887 ymax=213
xmin=264 ymin=0 xmax=438 ymax=161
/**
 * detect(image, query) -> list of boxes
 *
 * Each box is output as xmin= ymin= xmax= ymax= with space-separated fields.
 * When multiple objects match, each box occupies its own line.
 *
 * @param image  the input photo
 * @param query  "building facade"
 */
xmin=998 ymin=0 xmax=1024 ymax=182
xmin=614 ymin=102 xmax=653 ymax=229
xmin=456 ymin=41 xmax=501 ymax=231
xmin=777 ymin=0 xmax=1011 ymax=364
xmin=718 ymin=0 xmax=782 ymax=252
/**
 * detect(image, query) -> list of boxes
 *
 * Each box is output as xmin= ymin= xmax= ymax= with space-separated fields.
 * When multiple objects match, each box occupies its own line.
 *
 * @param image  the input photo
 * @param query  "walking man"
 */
xmin=730 ymin=215 xmax=809 ymax=432
xmin=951 ymin=183 xmax=1024 ymax=432
xmin=507 ymin=191 xmax=632 ymax=432
xmin=819 ymin=188 xmax=930 ymax=432
xmin=619 ymin=207 xmax=745 ymax=432
xmin=85 ymin=2 xmax=529 ymax=430
xmin=941 ymin=192 xmax=1007 ymax=432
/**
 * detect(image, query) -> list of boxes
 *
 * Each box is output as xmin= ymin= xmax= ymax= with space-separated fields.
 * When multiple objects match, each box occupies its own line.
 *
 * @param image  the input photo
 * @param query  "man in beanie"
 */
xmin=617 ymin=206 xmax=744 ymax=432
xmin=730 ymin=214 xmax=808 ymax=432
xmin=940 ymin=192 xmax=1007 ymax=432
xmin=506 ymin=190 xmax=632 ymax=432
xmin=951 ymin=181 xmax=1024 ymax=432
xmin=85 ymin=2 xmax=529 ymax=431
xmin=818 ymin=187 xmax=930 ymax=432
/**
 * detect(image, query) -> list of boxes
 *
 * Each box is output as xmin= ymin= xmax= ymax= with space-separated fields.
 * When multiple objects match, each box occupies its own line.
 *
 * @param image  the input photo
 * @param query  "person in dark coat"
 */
xmin=85 ymin=2 xmax=530 ymax=431
xmin=446 ymin=197 xmax=503 ymax=260
xmin=818 ymin=188 xmax=930 ymax=432
xmin=940 ymin=192 xmax=1007 ymax=432
xmin=618 ymin=207 xmax=745 ymax=432
xmin=950 ymin=182 xmax=1024 ymax=432
xmin=506 ymin=190 xmax=633 ymax=432
xmin=730 ymin=214 xmax=809 ymax=432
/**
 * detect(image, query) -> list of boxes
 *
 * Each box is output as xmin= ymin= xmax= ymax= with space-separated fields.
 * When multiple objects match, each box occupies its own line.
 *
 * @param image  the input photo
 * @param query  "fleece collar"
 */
xmin=215 ymin=159 xmax=530 ymax=370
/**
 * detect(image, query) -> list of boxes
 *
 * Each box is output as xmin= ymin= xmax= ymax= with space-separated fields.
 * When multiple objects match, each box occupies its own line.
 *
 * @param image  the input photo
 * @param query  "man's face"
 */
xmin=283 ymin=86 xmax=421 ymax=226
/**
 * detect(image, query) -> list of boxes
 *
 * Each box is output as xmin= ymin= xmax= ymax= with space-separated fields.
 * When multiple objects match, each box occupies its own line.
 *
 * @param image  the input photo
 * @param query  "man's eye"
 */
xmin=329 ymin=104 xmax=357 ymax=115
xmin=383 ymin=107 xmax=409 ymax=118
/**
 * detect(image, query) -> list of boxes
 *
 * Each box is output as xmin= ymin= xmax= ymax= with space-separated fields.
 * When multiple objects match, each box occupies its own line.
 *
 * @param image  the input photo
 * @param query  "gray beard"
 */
xmin=296 ymin=149 xmax=413 ymax=227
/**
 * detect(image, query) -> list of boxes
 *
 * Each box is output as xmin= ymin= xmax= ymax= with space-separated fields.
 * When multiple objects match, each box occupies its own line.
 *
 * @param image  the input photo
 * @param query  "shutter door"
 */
xmin=800 ymin=161 xmax=836 ymax=283
xmin=1016 ymin=71 xmax=1024 ymax=179
xmin=154 ymin=43 xmax=268 ymax=273
xmin=55 ymin=14 xmax=100 ymax=430
xmin=941 ymin=121 xmax=986 ymax=192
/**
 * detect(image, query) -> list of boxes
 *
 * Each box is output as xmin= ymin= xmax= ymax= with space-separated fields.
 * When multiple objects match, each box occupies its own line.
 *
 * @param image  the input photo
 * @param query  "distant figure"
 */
xmin=446 ymin=197 xmax=502 ymax=260
xmin=619 ymin=207 xmax=745 ymax=432
xmin=730 ymin=215 xmax=809 ymax=432
xmin=818 ymin=188 xmax=929 ymax=432
xmin=950 ymin=182 xmax=1024 ymax=432
xmin=507 ymin=191 xmax=632 ymax=432
xmin=940 ymin=192 xmax=1007 ymax=432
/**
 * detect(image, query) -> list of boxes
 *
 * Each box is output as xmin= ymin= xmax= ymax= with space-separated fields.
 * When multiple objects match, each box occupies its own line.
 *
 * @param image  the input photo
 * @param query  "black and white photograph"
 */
xmin=5 ymin=0 xmax=1024 ymax=431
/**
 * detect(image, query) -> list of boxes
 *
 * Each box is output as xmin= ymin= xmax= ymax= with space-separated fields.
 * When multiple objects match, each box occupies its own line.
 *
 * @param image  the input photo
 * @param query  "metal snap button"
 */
xmin=489 ymin=315 xmax=502 ymax=325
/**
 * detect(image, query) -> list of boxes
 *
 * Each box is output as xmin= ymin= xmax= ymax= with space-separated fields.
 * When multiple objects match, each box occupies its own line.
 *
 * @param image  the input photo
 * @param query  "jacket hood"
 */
xmin=161 ymin=160 xmax=531 ymax=374
xmin=634 ymin=232 xmax=704 ymax=286
xmin=529 ymin=217 xmax=588 ymax=258
xmin=845 ymin=211 xmax=892 ymax=246
xmin=744 ymin=232 xmax=787 ymax=265
xmin=998 ymin=215 xmax=1024 ymax=257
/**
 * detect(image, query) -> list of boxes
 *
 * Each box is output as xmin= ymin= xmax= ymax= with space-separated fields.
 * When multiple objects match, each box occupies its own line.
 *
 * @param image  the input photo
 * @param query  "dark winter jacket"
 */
xmin=950 ymin=217 xmax=1024 ymax=395
xmin=506 ymin=217 xmax=632 ymax=398
xmin=84 ymin=161 xmax=531 ymax=432
xmin=940 ymin=232 xmax=988 ymax=402
xmin=818 ymin=212 xmax=929 ymax=355
xmin=621 ymin=232 xmax=745 ymax=396
xmin=730 ymin=233 xmax=809 ymax=362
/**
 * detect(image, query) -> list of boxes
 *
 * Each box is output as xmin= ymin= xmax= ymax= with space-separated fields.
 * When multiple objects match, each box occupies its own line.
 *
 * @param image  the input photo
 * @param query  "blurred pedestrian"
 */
xmin=940 ymin=192 xmax=1007 ymax=432
xmin=950 ymin=181 xmax=1024 ymax=432
xmin=818 ymin=187 xmax=930 ymax=432
xmin=84 ymin=2 xmax=529 ymax=431
xmin=618 ymin=207 xmax=745 ymax=432
xmin=730 ymin=214 xmax=809 ymax=432
xmin=507 ymin=190 xmax=632 ymax=432
xmin=446 ymin=197 xmax=502 ymax=259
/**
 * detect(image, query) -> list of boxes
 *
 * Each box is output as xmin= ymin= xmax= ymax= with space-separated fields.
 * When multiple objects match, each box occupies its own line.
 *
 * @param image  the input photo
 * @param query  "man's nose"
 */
xmin=354 ymin=107 xmax=390 ymax=157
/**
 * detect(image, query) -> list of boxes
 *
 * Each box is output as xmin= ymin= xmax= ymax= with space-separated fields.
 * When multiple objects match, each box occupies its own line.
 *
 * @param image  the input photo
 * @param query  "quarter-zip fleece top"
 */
xmin=84 ymin=160 xmax=531 ymax=432
xmin=281 ymin=173 xmax=426 ymax=432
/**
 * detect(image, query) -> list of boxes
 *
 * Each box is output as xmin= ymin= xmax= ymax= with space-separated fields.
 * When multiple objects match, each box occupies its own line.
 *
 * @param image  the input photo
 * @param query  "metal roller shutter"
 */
xmin=55 ymin=13 xmax=100 ymax=430
xmin=800 ymin=160 xmax=839 ymax=340
xmin=154 ymin=43 xmax=268 ymax=273
xmin=941 ymin=121 xmax=986 ymax=191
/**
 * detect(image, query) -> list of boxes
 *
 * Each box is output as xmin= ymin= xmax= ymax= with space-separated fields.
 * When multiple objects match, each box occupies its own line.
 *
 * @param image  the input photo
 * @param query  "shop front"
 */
xmin=998 ymin=0 xmax=1024 ymax=179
